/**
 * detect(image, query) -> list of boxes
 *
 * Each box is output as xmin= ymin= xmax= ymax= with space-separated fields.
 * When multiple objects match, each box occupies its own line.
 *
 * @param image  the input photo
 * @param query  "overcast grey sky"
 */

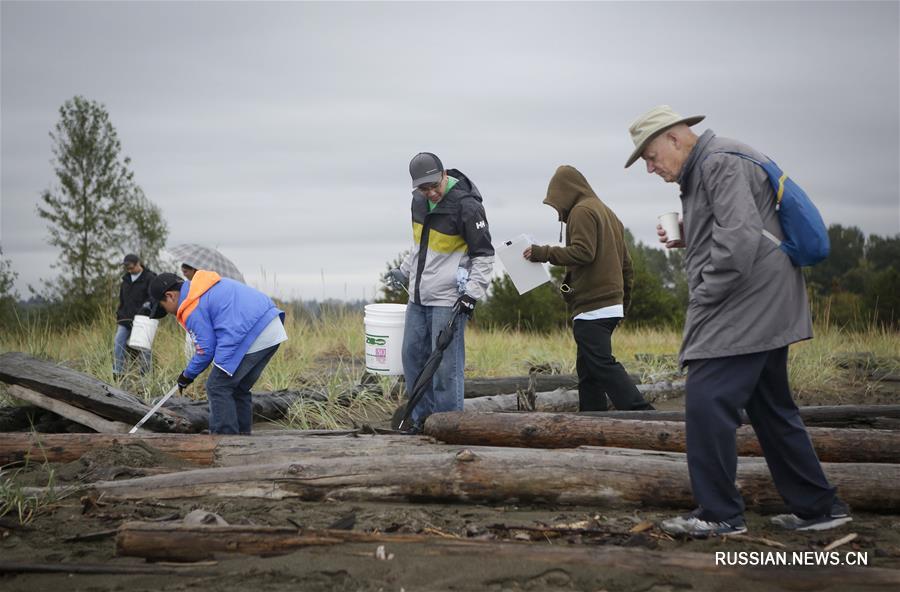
xmin=2 ymin=1 xmax=898 ymax=301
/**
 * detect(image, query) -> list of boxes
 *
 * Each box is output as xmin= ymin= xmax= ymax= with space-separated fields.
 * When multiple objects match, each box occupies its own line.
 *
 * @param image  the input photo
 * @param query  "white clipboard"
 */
xmin=496 ymin=234 xmax=552 ymax=295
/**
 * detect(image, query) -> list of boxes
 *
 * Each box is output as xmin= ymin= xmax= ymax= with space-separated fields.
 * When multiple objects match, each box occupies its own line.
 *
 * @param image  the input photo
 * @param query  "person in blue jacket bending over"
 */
xmin=149 ymin=271 xmax=287 ymax=434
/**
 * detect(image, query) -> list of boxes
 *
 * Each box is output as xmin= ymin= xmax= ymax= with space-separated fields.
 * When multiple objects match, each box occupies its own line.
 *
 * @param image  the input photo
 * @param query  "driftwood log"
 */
xmin=0 ymin=351 xmax=327 ymax=433
xmin=423 ymin=411 xmax=900 ymax=463
xmin=463 ymin=382 xmax=684 ymax=414
xmin=0 ymin=432 xmax=439 ymax=466
xmin=112 ymin=523 xmax=900 ymax=590
xmin=580 ymin=405 xmax=900 ymax=429
xmin=86 ymin=446 xmax=900 ymax=512
xmin=0 ymin=352 xmax=192 ymax=433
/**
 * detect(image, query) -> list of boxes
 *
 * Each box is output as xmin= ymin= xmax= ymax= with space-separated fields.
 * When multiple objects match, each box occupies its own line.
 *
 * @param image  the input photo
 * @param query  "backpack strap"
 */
xmin=701 ymin=151 xmax=782 ymax=248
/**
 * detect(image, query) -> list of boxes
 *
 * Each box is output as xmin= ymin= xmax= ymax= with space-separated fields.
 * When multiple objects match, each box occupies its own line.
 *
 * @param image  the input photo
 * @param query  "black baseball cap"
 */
xmin=149 ymin=272 xmax=183 ymax=302
xmin=409 ymin=152 xmax=444 ymax=188
xmin=123 ymin=254 xmax=139 ymax=265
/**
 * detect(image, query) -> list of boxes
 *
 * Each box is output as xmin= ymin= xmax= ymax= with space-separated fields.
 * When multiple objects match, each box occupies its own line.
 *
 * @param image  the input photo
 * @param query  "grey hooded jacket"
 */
xmin=677 ymin=130 xmax=813 ymax=365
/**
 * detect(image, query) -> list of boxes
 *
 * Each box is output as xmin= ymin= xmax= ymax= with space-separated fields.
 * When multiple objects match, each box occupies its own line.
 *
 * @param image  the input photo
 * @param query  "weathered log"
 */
xmin=463 ymin=381 xmax=684 ymax=413
xmin=0 ymin=561 xmax=214 ymax=576
xmin=87 ymin=446 xmax=900 ymax=512
xmin=0 ymin=352 xmax=329 ymax=433
xmin=113 ymin=522 xmax=900 ymax=590
xmin=464 ymin=374 xmax=577 ymax=398
xmin=424 ymin=411 xmax=900 ymax=463
xmin=7 ymin=385 xmax=138 ymax=434
xmin=581 ymin=404 xmax=900 ymax=429
xmin=0 ymin=352 xmax=192 ymax=433
xmin=0 ymin=432 xmax=439 ymax=466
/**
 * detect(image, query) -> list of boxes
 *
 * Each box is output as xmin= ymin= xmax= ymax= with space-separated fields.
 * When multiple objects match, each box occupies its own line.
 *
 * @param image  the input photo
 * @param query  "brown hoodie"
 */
xmin=529 ymin=166 xmax=634 ymax=318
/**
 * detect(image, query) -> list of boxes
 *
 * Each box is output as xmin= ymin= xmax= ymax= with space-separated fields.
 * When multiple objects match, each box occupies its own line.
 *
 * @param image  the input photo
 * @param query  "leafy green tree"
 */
xmin=865 ymin=267 xmax=900 ymax=327
xmin=866 ymin=234 xmax=900 ymax=272
xmin=622 ymin=230 xmax=684 ymax=327
xmin=36 ymin=96 xmax=167 ymax=315
xmin=119 ymin=187 xmax=168 ymax=272
xmin=477 ymin=266 xmax=568 ymax=332
xmin=805 ymin=224 xmax=865 ymax=293
xmin=0 ymin=248 xmax=18 ymax=325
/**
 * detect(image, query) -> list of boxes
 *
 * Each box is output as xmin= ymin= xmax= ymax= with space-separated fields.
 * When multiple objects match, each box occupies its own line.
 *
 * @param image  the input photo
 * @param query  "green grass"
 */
xmin=1 ymin=306 xmax=898 ymax=428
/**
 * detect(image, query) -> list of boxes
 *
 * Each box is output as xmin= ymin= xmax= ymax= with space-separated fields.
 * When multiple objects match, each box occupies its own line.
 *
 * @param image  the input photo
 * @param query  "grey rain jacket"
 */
xmin=677 ymin=130 xmax=813 ymax=365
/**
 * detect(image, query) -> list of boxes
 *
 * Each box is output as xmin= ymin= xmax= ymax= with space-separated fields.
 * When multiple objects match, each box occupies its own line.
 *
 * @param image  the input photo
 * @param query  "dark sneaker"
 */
xmin=398 ymin=423 xmax=424 ymax=435
xmin=770 ymin=499 xmax=852 ymax=531
xmin=660 ymin=508 xmax=747 ymax=538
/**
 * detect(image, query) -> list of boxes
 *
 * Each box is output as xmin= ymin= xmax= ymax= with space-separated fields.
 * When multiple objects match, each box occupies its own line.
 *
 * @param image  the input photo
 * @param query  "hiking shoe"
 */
xmin=660 ymin=509 xmax=747 ymax=538
xmin=398 ymin=423 xmax=424 ymax=435
xmin=770 ymin=499 xmax=852 ymax=531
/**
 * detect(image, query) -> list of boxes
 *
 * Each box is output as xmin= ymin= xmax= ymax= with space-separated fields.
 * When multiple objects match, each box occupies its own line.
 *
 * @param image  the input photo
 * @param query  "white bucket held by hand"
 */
xmin=127 ymin=315 xmax=159 ymax=351
xmin=364 ymin=303 xmax=406 ymax=375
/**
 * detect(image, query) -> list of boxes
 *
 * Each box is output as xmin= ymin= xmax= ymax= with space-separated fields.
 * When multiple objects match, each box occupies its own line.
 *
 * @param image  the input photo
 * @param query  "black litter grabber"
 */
xmin=397 ymin=303 xmax=465 ymax=431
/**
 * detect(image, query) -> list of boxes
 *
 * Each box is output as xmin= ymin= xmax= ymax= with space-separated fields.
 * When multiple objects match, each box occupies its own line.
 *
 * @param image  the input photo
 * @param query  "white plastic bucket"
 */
xmin=127 ymin=315 xmax=159 ymax=351
xmin=364 ymin=303 xmax=406 ymax=375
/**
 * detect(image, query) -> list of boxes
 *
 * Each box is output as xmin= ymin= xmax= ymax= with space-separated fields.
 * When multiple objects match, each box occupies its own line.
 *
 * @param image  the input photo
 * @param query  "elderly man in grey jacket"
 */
xmin=625 ymin=105 xmax=850 ymax=538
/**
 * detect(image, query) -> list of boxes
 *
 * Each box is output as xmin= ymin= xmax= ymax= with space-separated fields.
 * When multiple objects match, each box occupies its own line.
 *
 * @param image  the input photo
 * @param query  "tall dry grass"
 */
xmin=1 ymin=305 xmax=897 ymax=427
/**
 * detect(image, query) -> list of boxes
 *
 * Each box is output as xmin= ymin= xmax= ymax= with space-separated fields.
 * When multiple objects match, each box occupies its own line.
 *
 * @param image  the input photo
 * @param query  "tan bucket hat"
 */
xmin=624 ymin=105 xmax=705 ymax=168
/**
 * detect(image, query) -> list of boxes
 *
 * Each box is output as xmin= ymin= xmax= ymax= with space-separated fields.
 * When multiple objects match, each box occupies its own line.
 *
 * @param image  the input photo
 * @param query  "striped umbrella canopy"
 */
xmin=165 ymin=243 xmax=245 ymax=283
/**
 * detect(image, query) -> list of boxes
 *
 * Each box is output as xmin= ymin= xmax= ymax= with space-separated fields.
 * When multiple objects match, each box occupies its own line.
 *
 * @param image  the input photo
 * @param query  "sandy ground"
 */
xmin=2 ymin=433 xmax=900 ymax=591
xmin=2 ymin=375 xmax=900 ymax=590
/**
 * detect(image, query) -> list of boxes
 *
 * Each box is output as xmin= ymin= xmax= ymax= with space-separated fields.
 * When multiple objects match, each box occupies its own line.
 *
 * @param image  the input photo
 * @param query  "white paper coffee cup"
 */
xmin=658 ymin=212 xmax=681 ymax=242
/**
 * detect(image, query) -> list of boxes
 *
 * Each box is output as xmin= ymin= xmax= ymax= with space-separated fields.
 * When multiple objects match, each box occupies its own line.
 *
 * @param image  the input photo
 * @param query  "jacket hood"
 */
xmin=176 ymin=270 xmax=221 ymax=328
xmin=542 ymin=165 xmax=597 ymax=222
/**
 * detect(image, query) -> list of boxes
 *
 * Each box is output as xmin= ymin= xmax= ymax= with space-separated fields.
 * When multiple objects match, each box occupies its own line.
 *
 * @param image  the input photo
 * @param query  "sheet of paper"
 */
xmin=495 ymin=234 xmax=552 ymax=295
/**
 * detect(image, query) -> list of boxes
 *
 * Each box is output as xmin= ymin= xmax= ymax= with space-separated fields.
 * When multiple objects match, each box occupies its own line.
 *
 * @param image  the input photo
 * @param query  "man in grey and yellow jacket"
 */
xmin=390 ymin=152 xmax=494 ymax=432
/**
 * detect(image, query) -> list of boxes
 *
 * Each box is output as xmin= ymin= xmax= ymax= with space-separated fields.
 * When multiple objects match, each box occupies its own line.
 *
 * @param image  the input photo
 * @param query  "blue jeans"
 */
xmin=401 ymin=303 xmax=466 ymax=425
xmin=204 ymin=344 xmax=280 ymax=435
xmin=113 ymin=324 xmax=151 ymax=375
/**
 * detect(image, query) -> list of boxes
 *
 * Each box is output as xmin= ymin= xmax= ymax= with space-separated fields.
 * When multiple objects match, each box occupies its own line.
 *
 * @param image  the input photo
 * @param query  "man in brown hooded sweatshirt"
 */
xmin=525 ymin=165 xmax=653 ymax=412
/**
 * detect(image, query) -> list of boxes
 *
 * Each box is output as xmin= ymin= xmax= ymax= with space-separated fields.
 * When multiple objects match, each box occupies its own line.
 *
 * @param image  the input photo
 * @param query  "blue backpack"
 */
xmin=711 ymin=151 xmax=830 ymax=267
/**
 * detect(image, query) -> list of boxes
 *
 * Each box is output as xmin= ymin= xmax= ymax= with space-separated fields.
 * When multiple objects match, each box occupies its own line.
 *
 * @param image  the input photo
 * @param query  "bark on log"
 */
xmin=0 ymin=352 xmax=192 ymax=433
xmin=580 ymin=404 xmax=900 ymax=429
xmin=0 ymin=432 xmax=440 ymax=466
xmin=423 ymin=411 xmax=900 ymax=463
xmin=88 ymin=446 xmax=900 ymax=512
xmin=113 ymin=523 xmax=900 ymax=590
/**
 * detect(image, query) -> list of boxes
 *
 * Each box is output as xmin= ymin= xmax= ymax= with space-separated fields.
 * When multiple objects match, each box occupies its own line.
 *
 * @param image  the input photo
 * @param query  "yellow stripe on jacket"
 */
xmin=176 ymin=270 xmax=222 ymax=329
xmin=412 ymin=222 xmax=467 ymax=254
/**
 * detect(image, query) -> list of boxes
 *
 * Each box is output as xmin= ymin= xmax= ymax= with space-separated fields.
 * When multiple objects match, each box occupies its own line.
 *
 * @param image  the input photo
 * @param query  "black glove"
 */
xmin=176 ymin=372 xmax=194 ymax=393
xmin=455 ymin=294 xmax=477 ymax=318
xmin=387 ymin=268 xmax=408 ymax=287
xmin=137 ymin=301 xmax=152 ymax=317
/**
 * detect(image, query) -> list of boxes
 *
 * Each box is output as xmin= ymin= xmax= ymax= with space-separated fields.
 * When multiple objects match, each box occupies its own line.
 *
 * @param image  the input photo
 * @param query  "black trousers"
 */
xmin=572 ymin=318 xmax=653 ymax=411
xmin=685 ymin=347 xmax=836 ymax=522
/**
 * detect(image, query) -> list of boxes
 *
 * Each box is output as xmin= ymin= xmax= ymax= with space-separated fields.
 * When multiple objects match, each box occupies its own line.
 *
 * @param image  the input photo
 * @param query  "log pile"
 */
xmin=0 ymin=352 xmax=325 ymax=434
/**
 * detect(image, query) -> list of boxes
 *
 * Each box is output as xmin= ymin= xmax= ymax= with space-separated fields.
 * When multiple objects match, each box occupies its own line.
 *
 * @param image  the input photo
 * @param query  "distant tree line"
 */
xmin=379 ymin=225 xmax=899 ymax=332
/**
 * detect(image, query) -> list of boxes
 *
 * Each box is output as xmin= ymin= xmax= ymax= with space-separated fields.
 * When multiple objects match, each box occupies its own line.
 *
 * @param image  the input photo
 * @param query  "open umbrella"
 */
xmin=397 ymin=303 xmax=466 ymax=431
xmin=165 ymin=243 xmax=245 ymax=283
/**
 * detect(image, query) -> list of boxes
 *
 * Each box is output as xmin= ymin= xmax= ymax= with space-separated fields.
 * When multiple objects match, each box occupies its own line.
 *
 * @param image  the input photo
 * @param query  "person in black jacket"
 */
xmin=114 ymin=254 xmax=156 ymax=378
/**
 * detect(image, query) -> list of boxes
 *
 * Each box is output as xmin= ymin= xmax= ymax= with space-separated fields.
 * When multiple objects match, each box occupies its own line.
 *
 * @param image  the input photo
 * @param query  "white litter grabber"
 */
xmin=129 ymin=385 xmax=179 ymax=434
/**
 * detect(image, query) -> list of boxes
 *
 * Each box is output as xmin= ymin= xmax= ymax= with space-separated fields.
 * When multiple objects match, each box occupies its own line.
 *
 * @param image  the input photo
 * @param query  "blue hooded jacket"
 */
xmin=177 ymin=271 xmax=284 ymax=378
